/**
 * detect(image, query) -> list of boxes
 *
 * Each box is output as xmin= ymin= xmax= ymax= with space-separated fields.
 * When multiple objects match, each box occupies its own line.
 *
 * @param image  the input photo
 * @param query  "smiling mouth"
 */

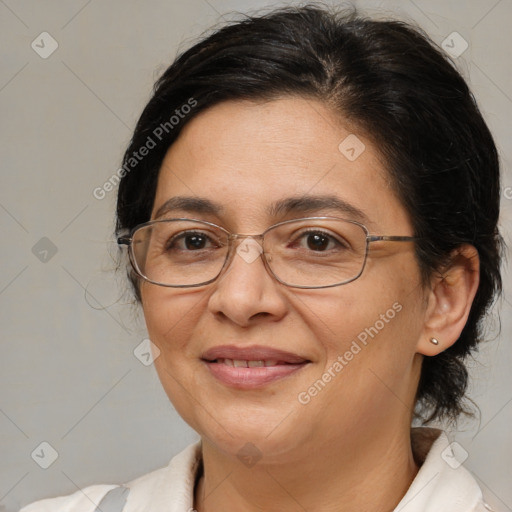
xmin=201 ymin=346 xmax=310 ymax=389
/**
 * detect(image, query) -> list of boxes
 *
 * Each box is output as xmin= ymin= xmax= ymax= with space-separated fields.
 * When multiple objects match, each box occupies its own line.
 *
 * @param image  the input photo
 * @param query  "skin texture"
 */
xmin=139 ymin=97 xmax=480 ymax=511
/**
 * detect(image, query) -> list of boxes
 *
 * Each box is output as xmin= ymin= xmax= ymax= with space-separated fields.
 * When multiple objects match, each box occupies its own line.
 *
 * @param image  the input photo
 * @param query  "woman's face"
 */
xmin=141 ymin=97 xmax=428 ymax=462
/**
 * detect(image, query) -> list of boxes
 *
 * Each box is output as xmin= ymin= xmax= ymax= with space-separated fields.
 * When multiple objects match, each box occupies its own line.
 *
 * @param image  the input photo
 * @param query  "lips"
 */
xmin=201 ymin=345 xmax=310 ymax=389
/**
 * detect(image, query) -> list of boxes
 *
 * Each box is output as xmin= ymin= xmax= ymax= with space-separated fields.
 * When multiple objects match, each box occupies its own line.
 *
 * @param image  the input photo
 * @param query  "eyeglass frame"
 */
xmin=117 ymin=216 xmax=419 ymax=289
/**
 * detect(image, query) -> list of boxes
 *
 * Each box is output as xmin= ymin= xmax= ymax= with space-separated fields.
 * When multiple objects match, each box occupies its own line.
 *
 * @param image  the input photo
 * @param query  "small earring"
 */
xmin=430 ymin=337 xmax=440 ymax=346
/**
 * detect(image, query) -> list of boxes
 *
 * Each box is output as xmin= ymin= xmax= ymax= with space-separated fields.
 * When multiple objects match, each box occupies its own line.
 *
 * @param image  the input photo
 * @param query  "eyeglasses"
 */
xmin=117 ymin=217 xmax=418 ymax=289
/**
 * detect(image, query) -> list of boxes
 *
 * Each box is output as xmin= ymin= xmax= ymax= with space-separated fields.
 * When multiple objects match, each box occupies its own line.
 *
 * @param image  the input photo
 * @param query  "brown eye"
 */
xmin=292 ymin=229 xmax=346 ymax=252
xmin=166 ymin=231 xmax=215 ymax=251
xmin=184 ymin=233 xmax=208 ymax=250
xmin=306 ymin=233 xmax=330 ymax=251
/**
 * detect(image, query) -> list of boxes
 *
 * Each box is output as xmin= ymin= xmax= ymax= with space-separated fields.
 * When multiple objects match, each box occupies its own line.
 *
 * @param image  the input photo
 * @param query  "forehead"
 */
xmin=153 ymin=97 xmax=410 ymax=233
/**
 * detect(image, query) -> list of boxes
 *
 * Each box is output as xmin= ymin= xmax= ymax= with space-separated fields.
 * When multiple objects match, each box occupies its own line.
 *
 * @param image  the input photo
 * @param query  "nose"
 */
xmin=207 ymin=237 xmax=288 ymax=327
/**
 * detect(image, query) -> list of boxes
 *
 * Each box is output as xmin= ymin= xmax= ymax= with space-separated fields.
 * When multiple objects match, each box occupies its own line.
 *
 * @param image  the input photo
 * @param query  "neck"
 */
xmin=194 ymin=423 xmax=419 ymax=512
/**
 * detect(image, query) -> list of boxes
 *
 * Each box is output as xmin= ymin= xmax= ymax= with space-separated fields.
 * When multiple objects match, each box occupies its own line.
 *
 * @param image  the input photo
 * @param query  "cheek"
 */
xmin=300 ymin=258 xmax=425 ymax=376
xmin=141 ymin=285 xmax=207 ymax=356
xmin=294 ymin=289 xmax=422 ymax=428
xmin=141 ymin=287 xmax=210 ymax=428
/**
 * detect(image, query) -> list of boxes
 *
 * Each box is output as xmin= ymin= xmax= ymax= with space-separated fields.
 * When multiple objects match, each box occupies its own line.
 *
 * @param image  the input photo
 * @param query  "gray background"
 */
xmin=1 ymin=1 xmax=511 ymax=511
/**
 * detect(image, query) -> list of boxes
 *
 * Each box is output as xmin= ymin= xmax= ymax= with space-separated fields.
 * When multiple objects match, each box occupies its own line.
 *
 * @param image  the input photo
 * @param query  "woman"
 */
xmin=22 ymin=4 xmax=503 ymax=511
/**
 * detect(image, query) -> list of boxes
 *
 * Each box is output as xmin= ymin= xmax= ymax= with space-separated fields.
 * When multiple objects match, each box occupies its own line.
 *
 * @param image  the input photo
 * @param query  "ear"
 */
xmin=417 ymin=244 xmax=480 ymax=356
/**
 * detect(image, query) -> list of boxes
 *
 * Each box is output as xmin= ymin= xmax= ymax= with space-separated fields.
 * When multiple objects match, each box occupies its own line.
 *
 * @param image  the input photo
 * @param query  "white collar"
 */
xmin=395 ymin=427 xmax=492 ymax=511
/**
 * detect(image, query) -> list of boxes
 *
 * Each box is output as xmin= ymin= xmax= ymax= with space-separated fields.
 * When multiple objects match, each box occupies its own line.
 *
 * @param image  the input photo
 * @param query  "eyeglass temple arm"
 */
xmin=117 ymin=236 xmax=131 ymax=246
xmin=368 ymin=235 xmax=419 ymax=242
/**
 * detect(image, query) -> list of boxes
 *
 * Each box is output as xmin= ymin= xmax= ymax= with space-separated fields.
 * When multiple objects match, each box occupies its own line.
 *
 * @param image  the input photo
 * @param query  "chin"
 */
xmin=177 ymin=398 xmax=312 ymax=464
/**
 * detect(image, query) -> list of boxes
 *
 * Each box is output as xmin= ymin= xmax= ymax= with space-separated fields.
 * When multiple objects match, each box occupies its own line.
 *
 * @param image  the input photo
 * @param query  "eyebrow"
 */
xmin=269 ymin=195 xmax=370 ymax=224
xmin=153 ymin=194 xmax=370 ymax=224
xmin=154 ymin=196 xmax=224 ymax=219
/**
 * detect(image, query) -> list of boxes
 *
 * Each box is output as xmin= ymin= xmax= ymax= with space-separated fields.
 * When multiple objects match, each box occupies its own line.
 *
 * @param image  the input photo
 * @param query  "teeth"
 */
xmin=215 ymin=359 xmax=282 ymax=367
xmin=248 ymin=360 xmax=265 ymax=367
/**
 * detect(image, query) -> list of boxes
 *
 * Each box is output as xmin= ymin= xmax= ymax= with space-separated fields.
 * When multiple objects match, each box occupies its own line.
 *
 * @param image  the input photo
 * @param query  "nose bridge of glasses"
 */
xmin=225 ymin=233 xmax=266 ymax=269
xmin=229 ymin=233 xmax=265 ymax=241
xmin=228 ymin=233 xmax=265 ymax=253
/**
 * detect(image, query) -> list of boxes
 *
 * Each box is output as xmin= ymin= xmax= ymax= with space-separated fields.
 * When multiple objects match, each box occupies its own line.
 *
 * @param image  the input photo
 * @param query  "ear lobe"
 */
xmin=417 ymin=244 xmax=480 ymax=356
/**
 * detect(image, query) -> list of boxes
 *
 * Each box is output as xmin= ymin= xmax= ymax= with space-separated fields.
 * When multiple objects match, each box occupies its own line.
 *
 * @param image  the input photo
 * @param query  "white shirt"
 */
xmin=20 ymin=428 xmax=496 ymax=512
